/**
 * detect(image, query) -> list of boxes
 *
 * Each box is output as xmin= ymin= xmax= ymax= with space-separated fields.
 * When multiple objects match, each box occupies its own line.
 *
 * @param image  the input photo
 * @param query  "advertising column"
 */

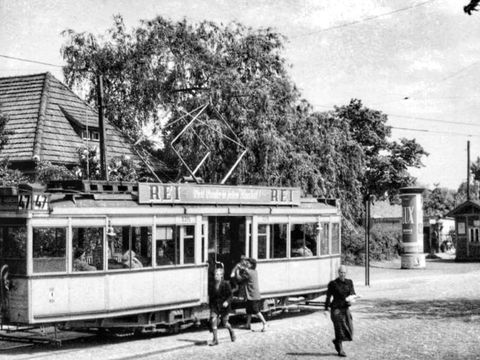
xmin=400 ymin=187 xmax=426 ymax=269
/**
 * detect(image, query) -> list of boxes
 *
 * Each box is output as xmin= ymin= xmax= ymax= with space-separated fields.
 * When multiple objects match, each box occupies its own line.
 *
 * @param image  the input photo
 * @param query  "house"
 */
xmin=0 ymin=72 xmax=138 ymax=175
xmin=446 ymin=200 xmax=480 ymax=261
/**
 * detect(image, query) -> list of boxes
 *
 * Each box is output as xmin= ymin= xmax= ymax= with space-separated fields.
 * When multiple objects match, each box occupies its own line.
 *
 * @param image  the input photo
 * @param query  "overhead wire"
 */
xmin=0 ymin=54 xmax=63 ymax=68
xmin=291 ymin=0 xmax=436 ymax=39
xmin=312 ymin=103 xmax=480 ymax=129
xmin=391 ymin=126 xmax=479 ymax=137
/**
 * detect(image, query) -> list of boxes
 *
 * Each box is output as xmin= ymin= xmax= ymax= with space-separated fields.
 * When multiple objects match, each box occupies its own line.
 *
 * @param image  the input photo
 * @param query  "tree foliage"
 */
xmin=61 ymin=16 xmax=427 ymax=222
xmin=0 ymin=111 xmax=12 ymax=152
xmin=423 ymin=184 xmax=456 ymax=218
xmin=334 ymin=99 xmax=428 ymax=204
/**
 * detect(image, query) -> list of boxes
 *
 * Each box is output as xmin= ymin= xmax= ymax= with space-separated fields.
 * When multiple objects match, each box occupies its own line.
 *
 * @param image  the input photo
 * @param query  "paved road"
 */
xmin=2 ymin=255 xmax=480 ymax=360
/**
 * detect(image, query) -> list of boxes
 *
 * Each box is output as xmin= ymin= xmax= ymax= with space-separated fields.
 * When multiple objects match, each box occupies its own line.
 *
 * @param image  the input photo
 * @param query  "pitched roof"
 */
xmin=446 ymin=200 xmax=480 ymax=217
xmin=0 ymin=72 xmax=137 ymax=165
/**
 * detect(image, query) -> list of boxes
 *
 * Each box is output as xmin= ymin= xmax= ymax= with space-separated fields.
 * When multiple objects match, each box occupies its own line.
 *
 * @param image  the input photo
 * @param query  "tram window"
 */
xmin=0 ymin=226 xmax=26 ymax=275
xmin=248 ymin=223 xmax=252 ymax=258
xmin=33 ymin=228 xmax=66 ymax=273
xmin=258 ymin=225 xmax=267 ymax=259
xmin=320 ymin=223 xmax=330 ymax=255
xmin=201 ymin=224 xmax=206 ymax=263
xmin=72 ymin=227 xmax=103 ymax=271
xmin=108 ymin=227 xmax=128 ymax=269
xmin=156 ymin=226 xmax=177 ymax=265
xmin=270 ymin=224 xmax=287 ymax=259
xmin=184 ymin=226 xmax=195 ymax=264
xmin=291 ymin=224 xmax=317 ymax=257
xmin=331 ymin=223 xmax=340 ymax=254
xmin=107 ymin=226 xmax=152 ymax=269
xmin=132 ymin=227 xmax=152 ymax=267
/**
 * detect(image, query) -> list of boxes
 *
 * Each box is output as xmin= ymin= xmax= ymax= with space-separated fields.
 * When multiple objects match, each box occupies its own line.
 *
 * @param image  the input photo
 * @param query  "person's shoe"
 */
xmin=209 ymin=339 xmax=219 ymax=346
xmin=230 ymin=332 xmax=236 ymax=342
xmin=261 ymin=324 xmax=269 ymax=332
xmin=338 ymin=350 xmax=347 ymax=357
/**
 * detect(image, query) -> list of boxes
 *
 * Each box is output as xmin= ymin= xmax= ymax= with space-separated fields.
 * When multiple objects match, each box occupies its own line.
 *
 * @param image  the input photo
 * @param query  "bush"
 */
xmin=341 ymin=221 xmax=401 ymax=265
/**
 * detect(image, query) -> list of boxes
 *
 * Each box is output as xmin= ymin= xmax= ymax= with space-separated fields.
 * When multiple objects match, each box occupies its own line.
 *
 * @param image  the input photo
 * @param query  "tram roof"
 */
xmin=0 ymin=181 xmax=340 ymax=216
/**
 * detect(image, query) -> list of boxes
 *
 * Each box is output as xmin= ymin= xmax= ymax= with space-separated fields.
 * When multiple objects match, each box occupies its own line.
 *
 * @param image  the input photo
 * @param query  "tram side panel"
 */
xmin=258 ymin=256 xmax=341 ymax=299
xmin=28 ymin=266 xmax=208 ymax=324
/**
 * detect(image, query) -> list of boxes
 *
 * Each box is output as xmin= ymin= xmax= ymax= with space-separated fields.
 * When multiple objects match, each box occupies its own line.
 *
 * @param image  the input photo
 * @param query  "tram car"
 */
xmin=0 ymin=180 xmax=341 ymax=332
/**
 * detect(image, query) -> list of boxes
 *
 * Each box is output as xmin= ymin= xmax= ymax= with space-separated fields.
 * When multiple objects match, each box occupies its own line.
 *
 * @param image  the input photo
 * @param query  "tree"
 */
xmin=464 ymin=0 xmax=480 ymax=15
xmin=61 ymin=15 xmax=303 ymax=185
xmin=469 ymin=156 xmax=480 ymax=199
xmin=334 ymin=99 xmax=428 ymax=206
xmin=61 ymin=17 xmax=427 ymax=224
xmin=0 ymin=111 xmax=11 ymax=152
xmin=423 ymin=184 xmax=456 ymax=218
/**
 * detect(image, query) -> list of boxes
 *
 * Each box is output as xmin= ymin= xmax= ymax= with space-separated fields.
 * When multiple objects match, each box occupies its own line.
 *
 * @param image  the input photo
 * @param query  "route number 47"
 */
xmin=18 ymin=194 xmax=49 ymax=210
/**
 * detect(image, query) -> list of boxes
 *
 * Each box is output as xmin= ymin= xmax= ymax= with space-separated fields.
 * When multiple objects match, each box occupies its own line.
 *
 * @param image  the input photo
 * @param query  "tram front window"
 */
xmin=0 ymin=225 xmax=26 ymax=275
xmin=72 ymin=227 xmax=103 ymax=271
xmin=33 ymin=228 xmax=66 ymax=273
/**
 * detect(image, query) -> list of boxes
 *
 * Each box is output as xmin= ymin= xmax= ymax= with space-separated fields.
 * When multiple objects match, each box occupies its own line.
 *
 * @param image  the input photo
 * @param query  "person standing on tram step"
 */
xmin=325 ymin=265 xmax=356 ymax=357
xmin=208 ymin=267 xmax=236 ymax=346
xmin=230 ymin=255 xmax=247 ymax=296
xmin=237 ymin=258 xmax=268 ymax=332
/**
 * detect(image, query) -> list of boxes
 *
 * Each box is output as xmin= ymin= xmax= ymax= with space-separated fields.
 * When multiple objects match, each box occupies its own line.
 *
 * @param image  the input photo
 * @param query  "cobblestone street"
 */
xmin=2 ymin=255 xmax=480 ymax=360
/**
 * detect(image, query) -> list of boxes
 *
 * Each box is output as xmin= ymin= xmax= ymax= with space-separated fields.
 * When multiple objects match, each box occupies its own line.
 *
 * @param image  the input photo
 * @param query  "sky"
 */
xmin=1 ymin=0 xmax=479 ymax=190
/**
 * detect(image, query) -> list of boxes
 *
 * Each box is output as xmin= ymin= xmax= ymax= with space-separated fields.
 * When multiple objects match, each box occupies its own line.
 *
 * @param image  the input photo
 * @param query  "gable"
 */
xmin=447 ymin=200 xmax=480 ymax=217
xmin=0 ymin=72 xmax=139 ymax=166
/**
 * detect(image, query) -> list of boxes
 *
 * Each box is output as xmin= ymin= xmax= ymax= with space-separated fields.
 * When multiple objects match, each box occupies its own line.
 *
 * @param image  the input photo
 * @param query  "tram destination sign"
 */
xmin=138 ymin=183 xmax=301 ymax=206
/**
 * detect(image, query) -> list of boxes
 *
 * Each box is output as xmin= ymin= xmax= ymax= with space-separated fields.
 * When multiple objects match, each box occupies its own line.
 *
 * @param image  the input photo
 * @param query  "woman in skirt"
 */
xmin=325 ymin=265 xmax=356 ymax=357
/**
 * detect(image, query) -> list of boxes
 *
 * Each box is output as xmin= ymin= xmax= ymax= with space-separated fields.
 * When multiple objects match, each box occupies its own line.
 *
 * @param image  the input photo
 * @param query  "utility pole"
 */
xmin=364 ymin=195 xmax=371 ymax=286
xmin=467 ymin=140 xmax=470 ymax=201
xmin=96 ymin=74 xmax=109 ymax=181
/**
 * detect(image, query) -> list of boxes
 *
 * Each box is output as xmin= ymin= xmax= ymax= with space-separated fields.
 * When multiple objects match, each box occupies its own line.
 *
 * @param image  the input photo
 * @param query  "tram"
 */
xmin=0 ymin=180 xmax=341 ymax=332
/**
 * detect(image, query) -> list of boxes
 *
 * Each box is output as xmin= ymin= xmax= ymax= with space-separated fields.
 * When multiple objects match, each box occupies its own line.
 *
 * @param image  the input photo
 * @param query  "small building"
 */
xmin=446 ymin=200 xmax=480 ymax=261
xmin=0 ymin=72 xmax=138 ymax=175
xmin=369 ymin=200 xmax=454 ymax=255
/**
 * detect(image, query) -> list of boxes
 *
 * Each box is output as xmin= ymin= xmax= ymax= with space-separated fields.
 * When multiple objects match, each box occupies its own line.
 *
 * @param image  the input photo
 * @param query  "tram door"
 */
xmin=208 ymin=216 xmax=246 ymax=280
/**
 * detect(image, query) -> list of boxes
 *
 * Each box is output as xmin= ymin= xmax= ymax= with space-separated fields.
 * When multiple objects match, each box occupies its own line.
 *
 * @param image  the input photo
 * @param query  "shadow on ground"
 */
xmin=356 ymin=298 xmax=480 ymax=321
xmin=285 ymin=352 xmax=337 ymax=357
xmin=0 ymin=309 xmax=318 ymax=355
